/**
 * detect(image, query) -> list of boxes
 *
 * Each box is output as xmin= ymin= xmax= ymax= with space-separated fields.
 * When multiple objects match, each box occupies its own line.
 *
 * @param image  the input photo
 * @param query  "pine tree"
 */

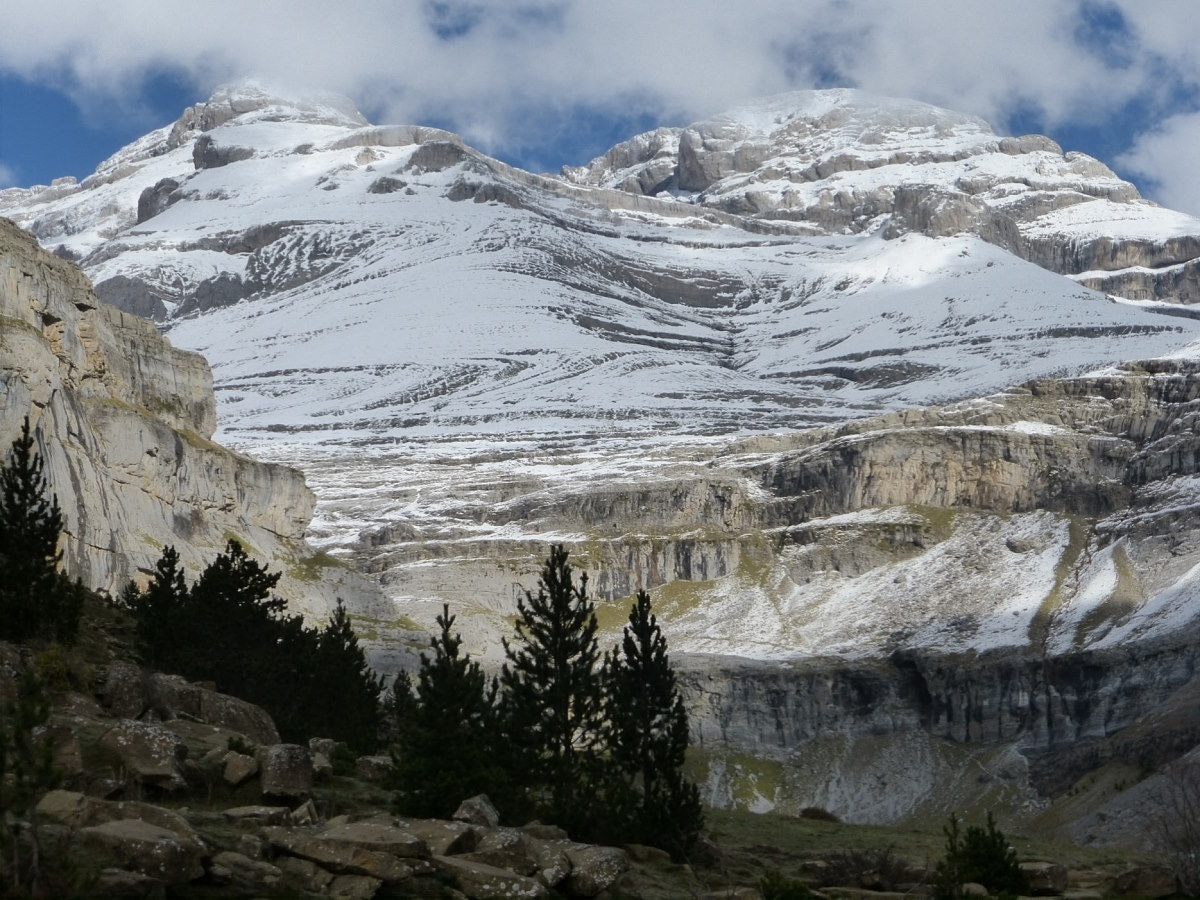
xmin=380 ymin=670 xmax=415 ymax=746
xmin=604 ymin=589 xmax=703 ymax=858
xmin=125 ymin=544 xmax=189 ymax=670
xmin=309 ymin=599 xmax=384 ymax=751
xmin=500 ymin=544 xmax=605 ymax=834
xmin=0 ymin=416 xmax=82 ymax=644
xmin=0 ymin=665 xmax=61 ymax=895
xmin=388 ymin=603 xmax=504 ymax=818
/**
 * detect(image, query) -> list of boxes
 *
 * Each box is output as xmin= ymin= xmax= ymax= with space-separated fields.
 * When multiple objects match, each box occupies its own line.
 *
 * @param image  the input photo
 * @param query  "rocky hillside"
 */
xmin=10 ymin=83 xmax=1200 ymax=837
xmin=565 ymin=89 xmax=1200 ymax=304
xmin=0 ymin=216 xmax=390 ymax=633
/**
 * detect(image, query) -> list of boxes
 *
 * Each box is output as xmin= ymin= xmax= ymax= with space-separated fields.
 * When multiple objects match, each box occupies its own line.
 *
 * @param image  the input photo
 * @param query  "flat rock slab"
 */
xmin=222 ymin=805 xmax=292 ymax=825
xmin=319 ymin=820 xmax=431 ymax=859
xmin=262 ymin=826 xmax=416 ymax=883
xmin=394 ymin=817 xmax=479 ymax=855
xmin=81 ymin=818 xmax=206 ymax=885
xmin=434 ymin=855 xmax=549 ymax=899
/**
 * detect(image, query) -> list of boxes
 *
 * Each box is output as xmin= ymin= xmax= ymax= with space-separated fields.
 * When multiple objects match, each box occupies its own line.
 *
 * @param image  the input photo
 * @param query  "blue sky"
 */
xmin=3 ymin=1 xmax=1200 ymax=215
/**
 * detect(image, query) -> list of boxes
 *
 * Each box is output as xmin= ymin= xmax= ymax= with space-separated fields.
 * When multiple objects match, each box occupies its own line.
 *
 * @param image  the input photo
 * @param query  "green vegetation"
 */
xmin=123 ymin=540 xmax=383 ymax=749
xmin=933 ymin=812 xmax=1029 ymax=900
xmin=500 ymin=544 xmax=608 ymax=835
xmin=289 ymin=549 xmax=350 ymax=583
xmin=1028 ymin=514 xmax=1089 ymax=649
xmin=390 ymin=545 xmax=704 ymax=858
xmin=386 ymin=604 xmax=507 ymax=817
xmin=0 ymin=417 xmax=86 ymax=645
xmin=603 ymin=589 xmax=704 ymax=858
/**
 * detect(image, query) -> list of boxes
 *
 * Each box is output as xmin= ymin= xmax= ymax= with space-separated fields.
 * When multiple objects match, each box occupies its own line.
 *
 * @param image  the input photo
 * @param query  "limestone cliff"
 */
xmin=0 ymin=217 xmax=389 ymax=629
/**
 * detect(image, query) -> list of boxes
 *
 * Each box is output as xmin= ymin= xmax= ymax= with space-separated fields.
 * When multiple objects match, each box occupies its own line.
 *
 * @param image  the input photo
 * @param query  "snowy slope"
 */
xmin=3 ymin=83 xmax=1199 ymax=452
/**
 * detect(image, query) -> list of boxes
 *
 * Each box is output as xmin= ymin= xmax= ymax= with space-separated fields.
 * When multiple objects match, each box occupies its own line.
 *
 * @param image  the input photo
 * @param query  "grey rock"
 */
xmin=355 ymin=754 xmax=394 ymax=782
xmin=434 ymin=855 xmax=549 ymax=899
xmin=80 ymin=818 xmax=206 ymax=885
xmin=261 ymin=743 xmax=313 ymax=801
xmin=453 ymin=793 xmax=500 ymax=828
xmin=223 ymin=751 xmax=259 ymax=786
xmin=222 ymin=804 xmax=292 ymax=825
xmin=261 ymin=826 xmax=416 ymax=881
xmin=318 ymin=820 xmax=431 ymax=858
xmin=210 ymin=850 xmax=283 ymax=893
xmin=136 ymin=178 xmax=181 ymax=223
xmin=563 ymin=844 xmax=629 ymax=897
xmin=96 ymin=720 xmax=188 ymax=791
xmin=193 ymin=134 xmax=255 ymax=169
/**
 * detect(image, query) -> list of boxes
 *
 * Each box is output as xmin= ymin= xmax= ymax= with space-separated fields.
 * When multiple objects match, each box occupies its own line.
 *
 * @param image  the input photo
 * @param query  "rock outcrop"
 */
xmin=565 ymin=90 xmax=1200 ymax=304
xmin=0 ymin=217 xmax=391 ymax=627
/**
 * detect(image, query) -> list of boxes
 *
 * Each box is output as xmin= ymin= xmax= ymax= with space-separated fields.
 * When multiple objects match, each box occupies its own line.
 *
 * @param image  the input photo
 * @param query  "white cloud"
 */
xmin=2 ymin=1 xmax=1200 ymax=205
xmin=1119 ymin=112 xmax=1200 ymax=217
xmin=0 ymin=163 xmax=16 ymax=188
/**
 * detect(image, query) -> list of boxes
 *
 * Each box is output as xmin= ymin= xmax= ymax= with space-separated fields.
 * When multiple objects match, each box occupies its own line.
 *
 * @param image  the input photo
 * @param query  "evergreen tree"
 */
xmin=380 ymin=669 xmax=415 ymax=746
xmin=604 ymin=589 xmax=704 ymax=857
xmin=309 ymin=599 xmax=384 ymax=751
xmin=0 ymin=665 xmax=61 ymax=895
xmin=126 ymin=544 xmax=189 ymax=670
xmin=500 ymin=544 xmax=605 ymax=834
xmin=125 ymin=541 xmax=383 ymax=746
xmin=0 ymin=416 xmax=83 ymax=644
xmin=388 ymin=604 xmax=504 ymax=818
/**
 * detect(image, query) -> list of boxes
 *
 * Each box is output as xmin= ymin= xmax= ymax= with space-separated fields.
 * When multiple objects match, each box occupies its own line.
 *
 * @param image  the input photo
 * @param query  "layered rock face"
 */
xmin=0 ymin=217 xmax=386 ymax=627
xmin=565 ymin=90 xmax=1200 ymax=304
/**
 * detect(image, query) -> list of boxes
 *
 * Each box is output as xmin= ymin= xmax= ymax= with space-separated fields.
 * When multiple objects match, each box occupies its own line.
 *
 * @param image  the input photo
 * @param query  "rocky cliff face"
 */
xmin=565 ymin=90 xmax=1200 ymax=304
xmin=0 ymin=217 xmax=391 ymax=632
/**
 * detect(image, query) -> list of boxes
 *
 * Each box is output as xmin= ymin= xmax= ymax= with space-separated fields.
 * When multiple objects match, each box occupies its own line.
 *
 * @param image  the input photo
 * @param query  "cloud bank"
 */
xmin=3 ymin=0 xmax=1200 ymax=212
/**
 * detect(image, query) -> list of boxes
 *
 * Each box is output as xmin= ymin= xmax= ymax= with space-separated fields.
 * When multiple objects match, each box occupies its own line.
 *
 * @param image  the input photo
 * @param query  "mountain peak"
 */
xmin=710 ymin=89 xmax=991 ymax=134
xmin=165 ymin=79 xmax=369 ymax=149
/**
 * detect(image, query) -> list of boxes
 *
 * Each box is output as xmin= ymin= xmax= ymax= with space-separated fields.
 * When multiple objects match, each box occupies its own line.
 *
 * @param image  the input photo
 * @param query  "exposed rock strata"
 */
xmin=0 ymin=217 xmax=389 ymax=627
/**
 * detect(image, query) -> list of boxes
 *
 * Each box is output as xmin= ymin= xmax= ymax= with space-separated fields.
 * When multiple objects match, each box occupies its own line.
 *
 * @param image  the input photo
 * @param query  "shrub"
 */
xmin=933 ymin=812 xmax=1028 ymax=900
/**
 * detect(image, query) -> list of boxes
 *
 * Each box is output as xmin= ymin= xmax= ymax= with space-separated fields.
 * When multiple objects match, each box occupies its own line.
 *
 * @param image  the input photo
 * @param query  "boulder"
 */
xmin=277 ymin=856 xmax=334 ymax=893
xmin=261 ymin=826 xmax=416 ymax=882
xmin=96 ymin=721 xmax=188 ymax=791
xmin=1022 ymin=860 xmax=1069 ymax=895
xmin=309 ymin=736 xmax=338 ymax=757
xmin=434 ymin=855 xmax=549 ymax=899
xmin=319 ymin=821 xmax=431 ymax=858
xmin=312 ymin=751 xmax=333 ymax=779
xmin=330 ymin=873 xmax=385 ymax=899
xmin=36 ymin=791 xmax=198 ymax=839
xmin=395 ymin=817 xmax=479 ymax=855
xmin=454 ymin=794 xmax=501 ymax=828
xmin=261 ymin=743 xmax=313 ymax=801
xmin=564 ymin=844 xmax=629 ymax=897
xmin=223 ymin=750 xmax=259 ymax=786
xmin=193 ymin=134 xmax=255 ymax=169
xmin=210 ymin=850 xmax=283 ymax=894
xmin=93 ymin=867 xmax=165 ymax=898
xmin=221 ymin=804 xmax=292 ymax=825
xmin=291 ymin=798 xmax=320 ymax=826
xmin=100 ymin=664 xmax=280 ymax=745
xmin=463 ymin=828 xmax=538 ymax=876
xmin=1114 ymin=865 xmax=1176 ymax=898
xmin=80 ymin=818 xmax=206 ymax=884
xmin=355 ymin=754 xmax=393 ymax=782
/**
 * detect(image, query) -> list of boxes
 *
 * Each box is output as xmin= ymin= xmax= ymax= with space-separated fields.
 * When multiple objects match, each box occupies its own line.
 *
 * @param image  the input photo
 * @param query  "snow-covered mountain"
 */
xmin=3 ymin=83 xmax=1199 ymax=451
xmin=13 ymin=82 xmax=1200 ymax=829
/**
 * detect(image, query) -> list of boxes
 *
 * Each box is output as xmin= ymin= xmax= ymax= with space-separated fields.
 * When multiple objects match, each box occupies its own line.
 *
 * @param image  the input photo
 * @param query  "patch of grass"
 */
xmin=220 ymin=530 xmax=260 ymax=559
xmin=288 ymin=550 xmax=350 ymax=583
xmin=1027 ymin=514 xmax=1089 ymax=650
xmin=1073 ymin=543 xmax=1142 ymax=646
